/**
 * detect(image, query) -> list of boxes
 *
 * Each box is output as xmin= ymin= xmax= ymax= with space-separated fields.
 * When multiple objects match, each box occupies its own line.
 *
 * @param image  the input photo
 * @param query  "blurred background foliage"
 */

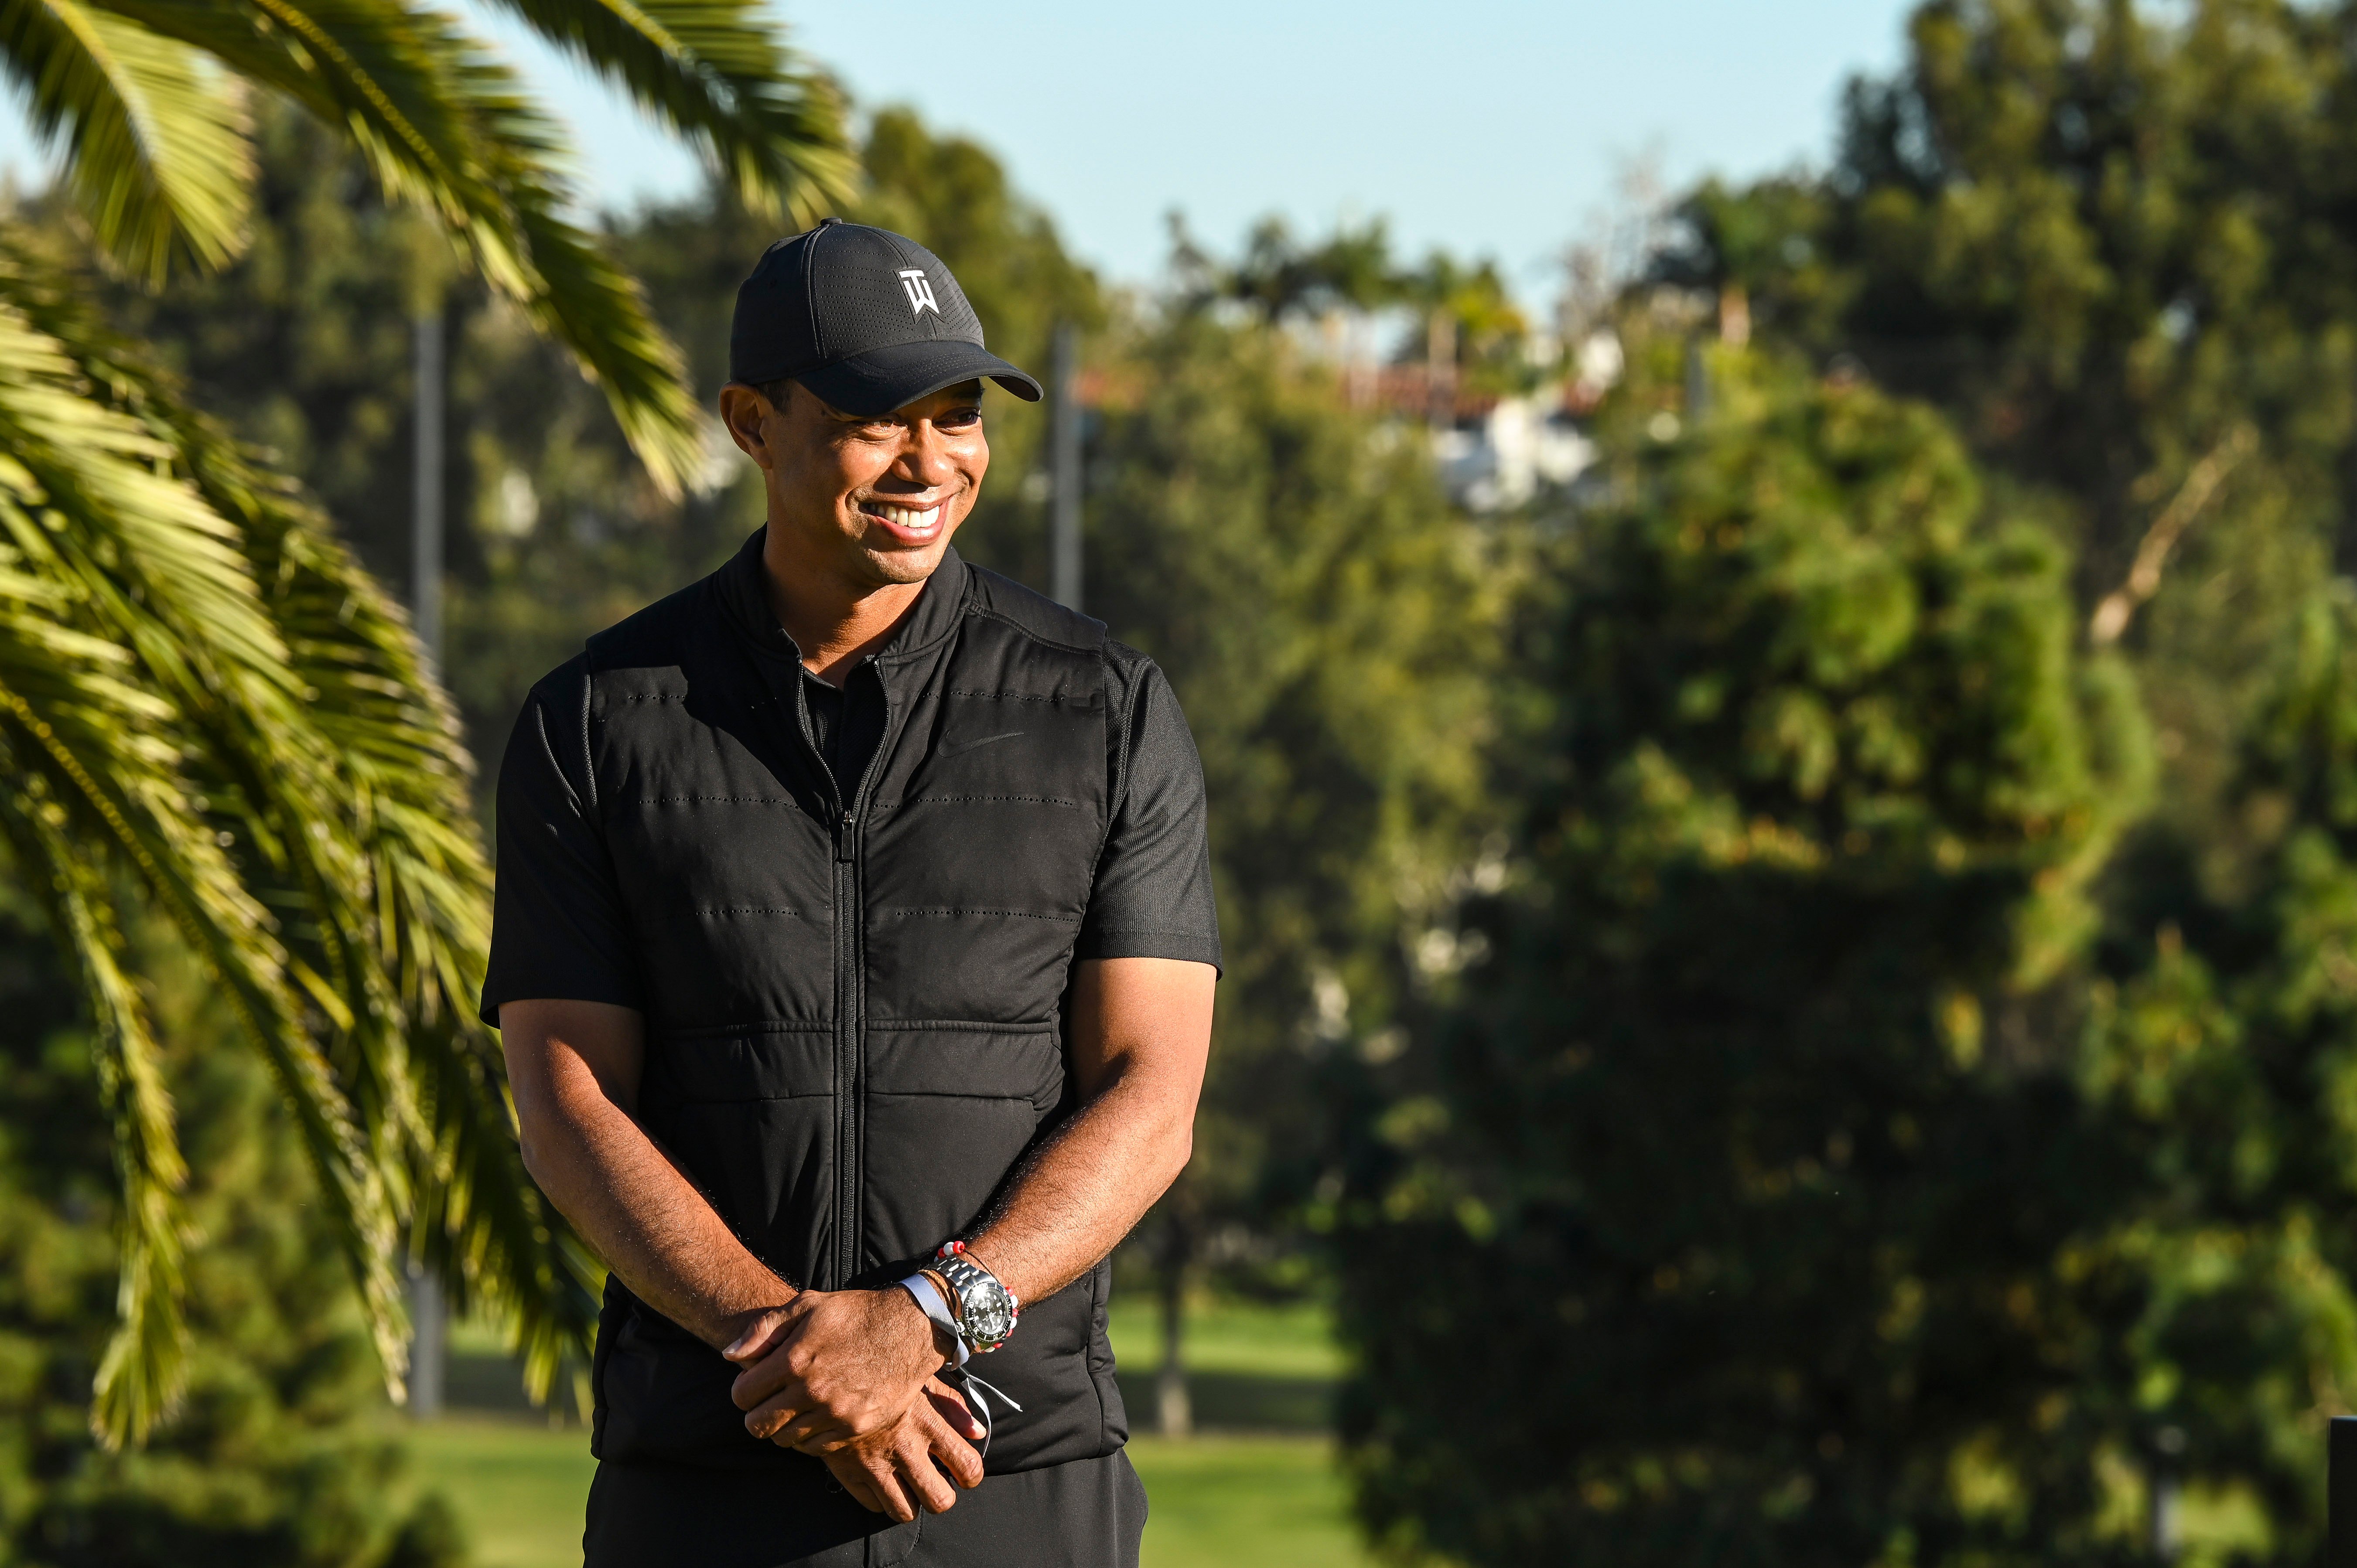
xmin=0 ymin=878 xmax=461 ymax=1568
xmin=28 ymin=0 xmax=2357 ymax=1564
xmin=1334 ymin=1 xmax=2357 ymax=1564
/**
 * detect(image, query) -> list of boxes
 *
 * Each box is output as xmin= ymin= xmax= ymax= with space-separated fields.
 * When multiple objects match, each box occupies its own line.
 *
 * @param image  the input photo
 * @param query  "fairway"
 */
xmin=1127 ymin=1435 xmax=1368 ymax=1568
xmin=414 ymin=1297 xmax=1370 ymax=1567
xmin=408 ymin=1420 xmax=591 ymax=1568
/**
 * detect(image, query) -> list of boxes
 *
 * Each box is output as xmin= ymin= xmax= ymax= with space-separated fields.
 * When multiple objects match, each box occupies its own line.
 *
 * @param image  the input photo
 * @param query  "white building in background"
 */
xmin=1434 ymin=395 xmax=1597 ymax=512
xmin=1288 ymin=312 xmax=1623 ymax=513
xmin=1429 ymin=327 xmax=1619 ymax=512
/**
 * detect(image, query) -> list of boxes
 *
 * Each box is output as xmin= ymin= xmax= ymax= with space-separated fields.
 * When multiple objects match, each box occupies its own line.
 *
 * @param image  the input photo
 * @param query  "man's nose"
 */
xmin=896 ymin=426 xmax=958 ymax=490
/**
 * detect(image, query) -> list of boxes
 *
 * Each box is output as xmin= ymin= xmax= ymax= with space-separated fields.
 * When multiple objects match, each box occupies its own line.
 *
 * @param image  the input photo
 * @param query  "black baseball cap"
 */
xmin=728 ymin=219 xmax=1042 ymax=416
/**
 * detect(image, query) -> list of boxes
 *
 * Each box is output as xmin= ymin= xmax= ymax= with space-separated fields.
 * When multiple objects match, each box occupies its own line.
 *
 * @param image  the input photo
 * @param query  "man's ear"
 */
xmin=718 ymin=384 xmax=774 ymax=468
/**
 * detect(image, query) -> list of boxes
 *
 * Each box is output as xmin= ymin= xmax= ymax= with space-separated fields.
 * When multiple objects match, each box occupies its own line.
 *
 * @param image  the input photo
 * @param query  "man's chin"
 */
xmin=857 ymin=533 xmax=955 ymax=585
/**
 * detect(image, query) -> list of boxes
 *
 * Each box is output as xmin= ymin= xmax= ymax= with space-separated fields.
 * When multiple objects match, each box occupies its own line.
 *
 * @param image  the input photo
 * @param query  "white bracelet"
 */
xmin=898 ymin=1272 xmax=968 ymax=1366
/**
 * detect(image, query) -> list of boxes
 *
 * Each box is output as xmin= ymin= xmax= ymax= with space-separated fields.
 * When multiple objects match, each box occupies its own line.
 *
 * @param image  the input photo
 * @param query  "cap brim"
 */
xmin=797 ymin=339 xmax=1042 ymax=417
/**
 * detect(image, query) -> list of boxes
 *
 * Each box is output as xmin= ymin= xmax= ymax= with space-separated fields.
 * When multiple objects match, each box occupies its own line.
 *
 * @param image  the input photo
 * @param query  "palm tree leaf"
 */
xmin=0 ymin=0 xmax=253 ymax=280
xmin=146 ymin=353 xmax=604 ymax=1380
xmin=471 ymin=0 xmax=851 ymax=221
xmin=0 ymin=769 xmax=191 ymax=1446
xmin=232 ymin=486 xmax=605 ymax=1390
xmin=0 ymin=278 xmax=412 ymax=1408
xmin=93 ymin=0 xmax=847 ymax=493
xmin=1 ymin=249 xmax=601 ymax=1401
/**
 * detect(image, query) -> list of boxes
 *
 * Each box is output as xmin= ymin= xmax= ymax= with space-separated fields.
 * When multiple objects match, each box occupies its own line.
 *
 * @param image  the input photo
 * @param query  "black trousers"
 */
xmin=582 ymin=1449 xmax=1147 ymax=1568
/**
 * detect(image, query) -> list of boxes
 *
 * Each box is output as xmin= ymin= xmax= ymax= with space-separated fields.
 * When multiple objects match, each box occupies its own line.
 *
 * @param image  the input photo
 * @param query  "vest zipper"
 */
xmin=832 ymin=665 xmax=892 ymax=1291
xmin=831 ymin=819 xmax=858 ymax=1288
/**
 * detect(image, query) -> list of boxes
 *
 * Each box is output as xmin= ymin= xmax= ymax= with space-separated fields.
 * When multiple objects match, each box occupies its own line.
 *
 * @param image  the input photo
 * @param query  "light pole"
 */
xmin=407 ymin=306 xmax=447 ymax=1420
xmin=411 ymin=311 xmax=445 ymax=663
xmin=1050 ymin=323 xmax=1083 ymax=612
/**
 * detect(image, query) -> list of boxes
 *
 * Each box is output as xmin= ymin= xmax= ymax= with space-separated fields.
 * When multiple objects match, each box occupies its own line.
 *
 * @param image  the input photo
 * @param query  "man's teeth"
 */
xmin=870 ymin=502 xmax=941 ymax=531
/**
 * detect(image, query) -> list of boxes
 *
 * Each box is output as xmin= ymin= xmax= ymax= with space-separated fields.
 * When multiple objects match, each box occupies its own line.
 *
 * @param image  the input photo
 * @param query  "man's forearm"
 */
xmin=964 ymin=1077 xmax=1189 ymax=1306
xmin=515 ymin=1031 xmax=792 ymax=1349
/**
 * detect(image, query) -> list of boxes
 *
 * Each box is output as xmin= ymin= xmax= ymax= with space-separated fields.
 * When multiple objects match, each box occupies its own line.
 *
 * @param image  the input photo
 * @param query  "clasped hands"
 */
xmin=723 ymin=1287 xmax=985 ymax=1521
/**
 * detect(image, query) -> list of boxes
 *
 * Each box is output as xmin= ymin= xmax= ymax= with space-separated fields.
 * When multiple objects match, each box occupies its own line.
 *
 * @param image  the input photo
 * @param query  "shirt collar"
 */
xmin=714 ymin=525 xmax=970 ymax=670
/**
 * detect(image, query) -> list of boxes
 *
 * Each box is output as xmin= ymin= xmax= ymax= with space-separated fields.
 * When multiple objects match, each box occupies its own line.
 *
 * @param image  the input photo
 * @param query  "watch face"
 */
xmin=965 ymin=1290 xmax=1015 ymax=1346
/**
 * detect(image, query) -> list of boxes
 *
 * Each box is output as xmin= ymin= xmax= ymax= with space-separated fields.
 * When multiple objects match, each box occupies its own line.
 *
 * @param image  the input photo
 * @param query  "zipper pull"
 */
xmin=837 ymin=809 xmax=856 ymax=862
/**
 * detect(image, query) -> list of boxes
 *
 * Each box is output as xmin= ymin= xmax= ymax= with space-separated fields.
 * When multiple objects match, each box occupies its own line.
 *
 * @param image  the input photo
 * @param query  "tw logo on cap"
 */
xmin=898 ymin=269 xmax=940 ymax=319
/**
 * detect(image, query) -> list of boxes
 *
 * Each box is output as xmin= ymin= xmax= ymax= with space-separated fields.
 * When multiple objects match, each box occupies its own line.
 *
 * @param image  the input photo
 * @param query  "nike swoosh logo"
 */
xmin=937 ymin=730 xmax=1024 ymax=757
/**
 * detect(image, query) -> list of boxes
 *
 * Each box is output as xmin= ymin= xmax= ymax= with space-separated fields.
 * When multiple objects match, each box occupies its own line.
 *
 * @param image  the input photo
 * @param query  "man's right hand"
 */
xmin=801 ymin=1377 xmax=986 ymax=1520
xmin=725 ymin=1285 xmax=945 ymax=1447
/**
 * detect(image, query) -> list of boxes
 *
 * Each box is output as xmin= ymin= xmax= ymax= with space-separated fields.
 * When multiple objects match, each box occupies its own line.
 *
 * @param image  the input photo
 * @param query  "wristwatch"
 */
xmin=932 ymin=1240 xmax=1019 ymax=1355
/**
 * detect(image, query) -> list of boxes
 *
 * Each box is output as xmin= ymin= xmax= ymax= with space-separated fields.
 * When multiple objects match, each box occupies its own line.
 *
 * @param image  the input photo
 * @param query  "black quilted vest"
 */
xmin=576 ymin=536 xmax=1127 ymax=1473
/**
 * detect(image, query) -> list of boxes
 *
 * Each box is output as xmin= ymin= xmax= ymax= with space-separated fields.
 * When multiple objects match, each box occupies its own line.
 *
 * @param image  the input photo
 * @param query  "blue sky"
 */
xmin=3 ymin=2 xmax=1919 ymax=297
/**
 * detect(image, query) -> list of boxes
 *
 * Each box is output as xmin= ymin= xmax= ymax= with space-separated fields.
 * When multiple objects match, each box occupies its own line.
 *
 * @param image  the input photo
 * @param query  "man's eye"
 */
xmin=939 ymin=409 xmax=983 ymax=429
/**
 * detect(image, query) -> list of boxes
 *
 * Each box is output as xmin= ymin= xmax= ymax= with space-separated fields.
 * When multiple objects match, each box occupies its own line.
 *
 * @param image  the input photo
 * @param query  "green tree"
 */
xmin=1667 ymin=0 xmax=2357 ymax=843
xmin=2039 ymin=586 xmax=2357 ymax=1561
xmin=1336 ymin=351 xmax=2173 ymax=1564
xmin=1085 ymin=306 xmax=1500 ymax=1424
xmin=1169 ymin=215 xmax=1537 ymax=399
xmin=0 ymin=0 xmax=852 ymax=1443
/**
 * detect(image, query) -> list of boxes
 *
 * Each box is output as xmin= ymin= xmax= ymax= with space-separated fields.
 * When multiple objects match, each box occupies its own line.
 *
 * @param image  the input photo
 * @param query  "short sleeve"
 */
xmin=479 ymin=660 xmax=646 ymax=1025
xmin=1075 ymin=653 xmax=1223 ymax=972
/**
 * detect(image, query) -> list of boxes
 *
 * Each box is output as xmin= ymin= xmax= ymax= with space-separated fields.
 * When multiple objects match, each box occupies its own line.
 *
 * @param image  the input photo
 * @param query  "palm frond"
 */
xmin=0 ymin=272 xmax=411 ymax=1430
xmin=0 ymin=0 xmax=838 ymax=1432
xmin=0 ymin=559 xmax=192 ymax=1445
xmin=196 ymin=426 xmax=604 ymax=1399
xmin=473 ymin=0 xmax=852 ymax=221
xmin=0 ymin=0 xmax=252 ymax=280
xmin=94 ymin=0 xmax=851 ymax=492
xmin=0 ymin=788 xmax=191 ymax=1445
xmin=0 ymin=248 xmax=602 ymax=1421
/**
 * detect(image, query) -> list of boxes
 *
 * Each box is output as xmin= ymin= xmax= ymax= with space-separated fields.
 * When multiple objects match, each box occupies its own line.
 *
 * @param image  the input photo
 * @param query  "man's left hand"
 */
xmin=724 ymin=1287 xmax=943 ymax=1446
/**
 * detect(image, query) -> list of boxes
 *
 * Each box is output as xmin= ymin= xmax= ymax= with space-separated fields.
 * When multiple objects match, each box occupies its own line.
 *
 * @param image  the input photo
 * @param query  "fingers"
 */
xmin=721 ymin=1306 xmax=795 ymax=1365
xmin=744 ymin=1391 xmax=799 ymax=1440
xmin=769 ymin=1411 xmax=854 ymax=1452
xmin=923 ymin=1376 xmax=988 ymax=1444
xmin=743 ymin=1376 xmax=842 ymax=1443
xmin=911 ymin=1397 xmax=985 ymax=1490
xmin=748 ymin=1379 xmax=909 ymax=1443
xmin=889 ymin=1421 xmax=962 ymax=1515
xmin=846 ymin=1444 xmax=921 ymax=1523
xmin=730 ymin=1338 xmax=811 ymax=1412
xmin=810 ymin=1413 xmax=973 ymax=1522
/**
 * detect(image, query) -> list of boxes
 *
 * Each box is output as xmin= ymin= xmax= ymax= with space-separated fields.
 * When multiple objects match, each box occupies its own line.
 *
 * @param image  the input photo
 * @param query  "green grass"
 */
xmin=409 ymin=1417 xmax=593 ymax=1568
xmin=1108 ymin=1296 xmax=1345 ymax=1380
xmin=415 ymin=1295 xmax=1369 ymax=1567
xmin=1129 ymin=1435 xmax=1370 ymax=1568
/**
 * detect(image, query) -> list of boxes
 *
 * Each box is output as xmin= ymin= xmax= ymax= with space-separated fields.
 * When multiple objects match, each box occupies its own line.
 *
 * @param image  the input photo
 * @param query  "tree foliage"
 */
xmin=0 ymin=886 xmax=465 ymax=1568
xmin=1664 ymin=0 xmax=2357 ymax=835
xmin=1167 ymin=214 xmax=1538 ymax=395
xmin=2 ymin=0 xmax=851 ymax=491
xmin=1336 ymin=352 xmax=2186 ymax=1565
xmin=1331 ymin=6 xmax=2357 ymax=1558
xmin=1084 ymin=310 xmax=1499 ymax=1320
xmin=0 ymin=256 xmax=618 ymax=1442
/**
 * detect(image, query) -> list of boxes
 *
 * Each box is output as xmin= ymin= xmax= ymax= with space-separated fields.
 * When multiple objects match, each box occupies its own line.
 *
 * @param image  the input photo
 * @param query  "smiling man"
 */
xmin=483 ymin=221 xmax=1220 ymax=1567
